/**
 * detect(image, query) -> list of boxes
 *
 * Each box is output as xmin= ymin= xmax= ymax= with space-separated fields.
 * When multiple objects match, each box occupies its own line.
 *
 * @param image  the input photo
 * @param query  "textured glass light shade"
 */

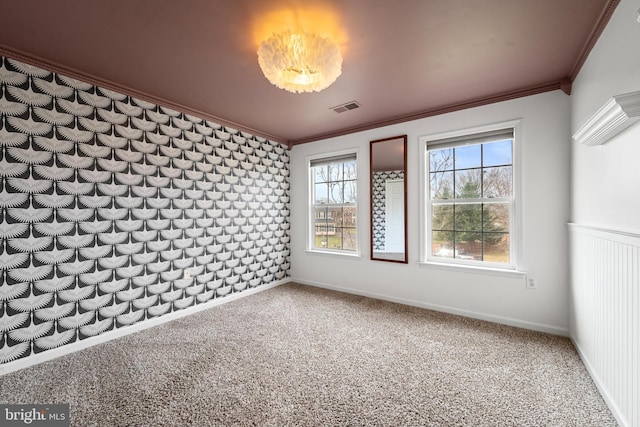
xmin=257 ymin=30 xmax=342 ymax=93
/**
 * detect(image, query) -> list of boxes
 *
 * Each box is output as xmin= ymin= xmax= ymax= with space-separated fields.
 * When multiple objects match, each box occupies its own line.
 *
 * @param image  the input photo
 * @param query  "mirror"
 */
xmin=370 ymin=135 xmax=407 ymax=263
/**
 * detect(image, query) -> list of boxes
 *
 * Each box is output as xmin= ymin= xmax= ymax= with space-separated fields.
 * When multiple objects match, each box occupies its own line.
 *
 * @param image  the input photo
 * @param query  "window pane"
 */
xmin=328 ymin=163 xmax=342 ymax=182
xmin=454 ymin=145 xmax=481 ymax=169
xmin=455 ymin=169 xmax=481 ymax=198
xmin=430 ymin=148 xmax=453 ymax=172
xmin=455 ymin=232 xmax=482 ymax=260
xmin=342 ymin=206 xmax=356 ymax=227
xmin=483 ymin=204 xmax=510 ymax=232
xmin=315 ymin=234 xmax=329 ymax=249
xmin=329 ymin=182 xmax=343 ymax=203
xmin=322 ymin=229 xmax=339 ymax=250
xmin=314 ymin=219 xmax=328 ymax=249
xmin=432 ymin=230 xmax=454 ymax=258
xmin=455 ymin=204 xmax=482 ymax=232
xmin=483 ymin=233 xmax=509 ymax=264
xmin=328 ymin=207 xmax=343 ymax=227
xmin=343 ymin=160 xmax=357 ymax=180
xmin=430 ymin=171 xmax=453 ymax=199
xmin=314 ymin=165 xmax=328 ymax=183
xmin=314 ymin=207 xmax=331 ymax=242
xmin=344 ymin=180 xmax=356 ymax=203
xmin=483 ymin=166 xmax=512 ymax=198
xmin=314 ymin=183 xmax=328 ymax=204
xmin=327 ymin=229 xmax=340 ymax=250
xmin=341 ymin=227 xmax=358 ymax=251
xmin=432 ymin=205 xmax=453 ymax=230
xmin=483 ymin=140 xmax=512 ymax=167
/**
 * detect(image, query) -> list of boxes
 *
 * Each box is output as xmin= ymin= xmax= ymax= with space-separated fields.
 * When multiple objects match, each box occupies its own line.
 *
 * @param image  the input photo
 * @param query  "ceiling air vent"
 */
xmin=331 ymin=101 xmax=361 ymax=113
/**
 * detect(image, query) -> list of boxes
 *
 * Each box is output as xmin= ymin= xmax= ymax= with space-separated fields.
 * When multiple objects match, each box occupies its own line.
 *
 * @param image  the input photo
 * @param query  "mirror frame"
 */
xmin=370 ymin=135 xmax=408 ymax=263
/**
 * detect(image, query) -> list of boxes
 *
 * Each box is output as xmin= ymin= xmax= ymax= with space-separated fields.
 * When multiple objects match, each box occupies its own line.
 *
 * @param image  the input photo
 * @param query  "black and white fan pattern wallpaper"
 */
xmin=0 ymin=56 xmax=290 ymax=364
xmin=372 ymin=171 xmax=404 ymax=251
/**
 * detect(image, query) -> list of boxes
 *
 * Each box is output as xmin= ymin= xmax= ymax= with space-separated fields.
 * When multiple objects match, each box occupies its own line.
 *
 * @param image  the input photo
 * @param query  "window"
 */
xmin=425 ymin=127 xmax=515 ymax=268
xmin=310 ymin=153 xmax=358 ymax=252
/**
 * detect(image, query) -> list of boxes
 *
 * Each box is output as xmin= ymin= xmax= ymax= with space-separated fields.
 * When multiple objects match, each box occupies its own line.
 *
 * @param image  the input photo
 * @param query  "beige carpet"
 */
xmin=0 ymin=283 xmax=616 ymax=426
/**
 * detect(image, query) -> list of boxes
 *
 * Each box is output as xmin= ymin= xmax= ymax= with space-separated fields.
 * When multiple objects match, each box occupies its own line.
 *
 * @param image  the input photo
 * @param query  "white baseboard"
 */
xmin=0 ymin=279 xmax=288 ymax=376
xmin=292 ymin=277 xmax=569 ymax=337
xmin=571 ymin=338 xmax=627 ymax=427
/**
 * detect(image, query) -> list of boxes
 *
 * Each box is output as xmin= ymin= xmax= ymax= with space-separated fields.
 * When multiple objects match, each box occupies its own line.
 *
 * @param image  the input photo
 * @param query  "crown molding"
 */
xmin=569 ymin=0 xmax=620 ymax=81
xmin=0 ymin=46 xmax=288 ymax=147
xmin=572 ymin=90 xmax=640 ymax=146
xmin=290 ymin=81 xmax=563 ymax=146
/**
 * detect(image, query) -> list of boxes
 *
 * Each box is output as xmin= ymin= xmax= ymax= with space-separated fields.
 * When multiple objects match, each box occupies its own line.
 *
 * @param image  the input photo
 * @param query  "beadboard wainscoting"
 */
xmin=569 ymin=224 xmax=639 ymax=427
xmin=0 ymin=56 xmax=291 ymax=372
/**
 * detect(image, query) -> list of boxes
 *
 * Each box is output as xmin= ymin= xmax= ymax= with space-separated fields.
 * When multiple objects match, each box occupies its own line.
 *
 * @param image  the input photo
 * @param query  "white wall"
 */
xmin=571 ymin=0 xmax=640 ymax=233
xmin=290 ymin=90 xmax=571 ymax=335
xmin=569 ymin=1 xmax=640 ymax=426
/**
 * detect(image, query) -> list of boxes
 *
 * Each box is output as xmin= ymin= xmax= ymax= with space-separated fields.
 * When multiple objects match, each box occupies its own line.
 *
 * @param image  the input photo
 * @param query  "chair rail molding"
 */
xmin=572 ymin=90 xmax=640 ymax=146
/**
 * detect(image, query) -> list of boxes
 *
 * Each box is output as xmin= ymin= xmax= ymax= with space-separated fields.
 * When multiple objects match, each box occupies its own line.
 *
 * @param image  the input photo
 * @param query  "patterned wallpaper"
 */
xmin=0 ymin=56 xmax=290 ymax=364
xmin=372 ymin=170 xmax=404 ymax=251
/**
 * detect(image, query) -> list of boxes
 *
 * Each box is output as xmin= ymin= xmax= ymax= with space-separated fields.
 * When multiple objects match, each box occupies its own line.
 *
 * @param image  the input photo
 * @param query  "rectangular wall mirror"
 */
xmin=370 ymin=135 xmax=408 ymax=263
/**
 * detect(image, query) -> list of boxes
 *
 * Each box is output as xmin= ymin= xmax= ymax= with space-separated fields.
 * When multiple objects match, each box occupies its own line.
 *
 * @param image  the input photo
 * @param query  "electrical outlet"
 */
xmin=183 ymin=269 xmax=191 ymax=280
xmin=526 ymin=277 xmax=536 ymax=289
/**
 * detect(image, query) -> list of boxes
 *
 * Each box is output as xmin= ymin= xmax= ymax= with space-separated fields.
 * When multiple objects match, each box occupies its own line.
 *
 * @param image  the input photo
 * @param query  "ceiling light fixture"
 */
xmin=257 ymin=30 xmax=342 ymax=93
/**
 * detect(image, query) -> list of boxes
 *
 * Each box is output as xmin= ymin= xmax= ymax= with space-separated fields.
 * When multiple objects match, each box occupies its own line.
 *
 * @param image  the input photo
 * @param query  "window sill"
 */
xmin=418 ymin=261 xmax=526 ymax=279
xmin=305 ymin=249 xmax=362 ymax=259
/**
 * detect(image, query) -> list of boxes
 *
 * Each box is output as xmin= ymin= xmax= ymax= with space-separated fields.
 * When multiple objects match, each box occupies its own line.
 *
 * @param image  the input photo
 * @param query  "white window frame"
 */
xmin=419 ymin=120 xmax=522 ymax=273
xmin=306 ymin=149 xmax=360 ymax=256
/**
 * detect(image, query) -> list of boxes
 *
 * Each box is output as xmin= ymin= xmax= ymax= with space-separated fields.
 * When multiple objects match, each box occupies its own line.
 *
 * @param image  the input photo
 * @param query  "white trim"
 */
xmin=0 ymin=279 xmax=289 ymax=376
xmin=572 ymin=339 xmax=628 ymax=427
xmin=418 ymin=260 xmax=526 ymax=280
xmin=572 ymin=90 xmax=640 ymax=146
xmin=512 ymin=121 xmax=524 ymax=271
xmin=568 ymin=222 xmax=640 ymax=245
xmin=304 ymin=249 xmax=363 ymax=259
xmin=293 ymin=278 xmax=568 ymax=336
xmin=418 ymin=119 xmax=523 ymax=271
xmin=418 ymin=134 xmax=428 ymax=262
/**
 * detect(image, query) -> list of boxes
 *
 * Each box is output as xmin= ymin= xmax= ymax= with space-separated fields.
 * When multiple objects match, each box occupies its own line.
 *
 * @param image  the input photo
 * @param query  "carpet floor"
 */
xmin=0 ymin=283 xmax=616 ymax=426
